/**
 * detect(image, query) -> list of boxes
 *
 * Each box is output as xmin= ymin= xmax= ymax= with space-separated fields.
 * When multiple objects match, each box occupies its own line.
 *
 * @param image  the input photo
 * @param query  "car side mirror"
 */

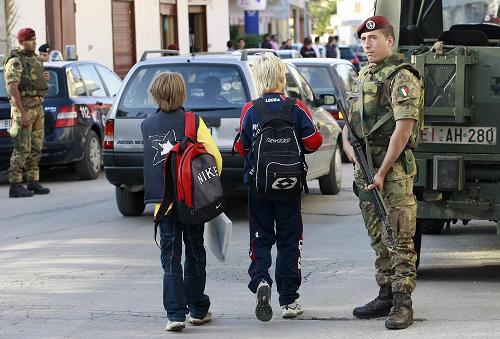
xmin=316 ymin=94 xmax=337 ymax=106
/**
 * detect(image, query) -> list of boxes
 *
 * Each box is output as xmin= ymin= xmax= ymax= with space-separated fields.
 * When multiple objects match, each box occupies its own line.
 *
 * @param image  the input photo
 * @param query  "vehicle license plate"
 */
xmin=421 ymin=126 xmax=496 ymax=145
xmin=0 ymin=119 xmax=12 ymax=130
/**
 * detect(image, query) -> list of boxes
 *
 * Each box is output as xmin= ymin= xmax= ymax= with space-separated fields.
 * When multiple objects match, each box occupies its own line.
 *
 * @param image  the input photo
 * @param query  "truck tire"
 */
xmin=115 ymin=187 xmax=145 ymax=216
xmin=413 ymin=220 xmax=422 ymax=269
xmin=75 ymin=130 xmax=101 ymax=180
xmin=319 ymin=146 xmax=342 ymax=195
xmin=421 ymin=219 xmax=445 ymax=234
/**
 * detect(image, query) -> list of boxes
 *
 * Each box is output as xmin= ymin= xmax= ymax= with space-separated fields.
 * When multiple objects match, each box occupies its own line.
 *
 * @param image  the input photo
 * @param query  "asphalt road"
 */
xmin=1 ymin=165 xmax=500 ymax=338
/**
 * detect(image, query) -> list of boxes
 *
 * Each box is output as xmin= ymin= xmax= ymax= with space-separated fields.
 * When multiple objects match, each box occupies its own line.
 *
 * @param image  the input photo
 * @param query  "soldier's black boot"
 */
xmin=385 ymin=292 xmax=413 ymax=330
xmin=353 ymin=284 xmax=393 ymax=319
xmin=9 ymin=183 xmax=34 ymax=198
xmin=27 ymin=181 xmax=50 ymax=195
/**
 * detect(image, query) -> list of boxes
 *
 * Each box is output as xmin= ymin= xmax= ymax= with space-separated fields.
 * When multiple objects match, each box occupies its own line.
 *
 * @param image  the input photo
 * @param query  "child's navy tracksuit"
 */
xmin=235 ymin=93 xmax=323 ymax=305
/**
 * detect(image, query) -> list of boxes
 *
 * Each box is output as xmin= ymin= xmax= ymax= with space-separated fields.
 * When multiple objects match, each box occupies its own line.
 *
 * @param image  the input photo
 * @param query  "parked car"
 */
xmin=103 ymin=53 xmax=342 ymax=216
xmin=287 ymin=58 xmax=358 ymax=161
xmin=0 ymin=61 xmax=122 ymax=179
xmin=350 ymin=44 xmax=368 ymax=65
xmin=339 ymin=45 xmax=361 ymax=72
xmin=277 ymin=49 xmax=303 ymax=59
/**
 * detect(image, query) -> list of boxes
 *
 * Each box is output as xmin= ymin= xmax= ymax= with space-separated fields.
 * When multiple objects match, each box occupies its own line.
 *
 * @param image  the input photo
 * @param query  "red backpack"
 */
xmin=154 ymin=112 xmax=224 ymax=235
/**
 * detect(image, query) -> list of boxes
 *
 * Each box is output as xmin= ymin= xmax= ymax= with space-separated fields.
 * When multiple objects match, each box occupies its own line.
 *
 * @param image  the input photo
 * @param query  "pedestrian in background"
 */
xmin=38 ymin=43 xmax=50 ymax=62
xmin=227 ymin=40 xmax=235 ymax=51
xmin=280 ymin=39 xmax=292 ymax=50
xmin=237 ymin=38 xmax=246 ymax=50
xmin=141 ymin=72 xmax=222 ymax=332
xmin=325 ymin=35 xmax=341 ymax=59
xmin=312 ymin=36 xmax=325 ymax=57
xmin=4 ymin=28 xmax=50 ymax=198
xmin=270 ymin=34 xmax=279 ymax=50
xmin=234 ymin=54 xmax=322 ymax=322
xmin=343 ymin=15 xmax=423 ymax=330
xmin=300 ymin=37 xmax=316 ymax=58
xmin=262 ymin=34 xmax=273 ymax=49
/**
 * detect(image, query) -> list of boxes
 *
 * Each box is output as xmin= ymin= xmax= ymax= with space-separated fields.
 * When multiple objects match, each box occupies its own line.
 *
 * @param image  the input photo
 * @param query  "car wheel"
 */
xmin=115 ymin=187 xmax=145 ymax=216
xmin=319 ymin=146 xmax=342 ymax=195
xmin=414 ymin=220 xmax=423 ymax=269
xmin=75 ymin=130 xmax=101 ymax=180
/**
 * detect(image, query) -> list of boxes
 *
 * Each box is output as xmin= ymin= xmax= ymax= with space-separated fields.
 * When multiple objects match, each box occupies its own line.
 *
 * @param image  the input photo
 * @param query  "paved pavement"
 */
xmin=1 ymin=165 xmax=500 ymax=338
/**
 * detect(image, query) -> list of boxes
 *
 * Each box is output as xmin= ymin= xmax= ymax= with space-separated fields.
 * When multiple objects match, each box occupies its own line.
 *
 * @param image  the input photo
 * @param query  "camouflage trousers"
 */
xmin=8 ymin=105 xmax=44 ymax=183
xmin=355 ymin=168 xmax=417 ymax=294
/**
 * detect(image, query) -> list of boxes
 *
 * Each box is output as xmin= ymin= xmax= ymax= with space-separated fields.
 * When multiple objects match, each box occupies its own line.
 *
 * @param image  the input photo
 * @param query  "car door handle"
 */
xmin=96 ymin=101 xmax=103 ymax=106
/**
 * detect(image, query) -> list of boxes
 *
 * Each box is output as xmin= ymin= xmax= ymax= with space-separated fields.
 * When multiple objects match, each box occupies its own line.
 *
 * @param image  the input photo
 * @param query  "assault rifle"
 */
xmin=337 ymin=98 xmax=395 ymax=247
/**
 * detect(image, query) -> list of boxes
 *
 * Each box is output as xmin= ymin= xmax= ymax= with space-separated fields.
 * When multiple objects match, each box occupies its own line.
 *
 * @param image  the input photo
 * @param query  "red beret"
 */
xmin=357 ymin=16 xmax=392 ymax=38
xmin=17 ymin=28 xmax=36 ymax=42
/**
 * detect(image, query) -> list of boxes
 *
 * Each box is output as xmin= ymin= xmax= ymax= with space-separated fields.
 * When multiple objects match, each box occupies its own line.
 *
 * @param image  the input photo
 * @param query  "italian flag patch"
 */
xmin=398 ymin=85 xmax=410 ymax=98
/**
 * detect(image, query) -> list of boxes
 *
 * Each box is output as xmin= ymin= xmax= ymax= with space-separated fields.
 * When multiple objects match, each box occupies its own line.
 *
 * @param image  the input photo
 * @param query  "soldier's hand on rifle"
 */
xmin=367 ymin=172 xmax=385 ymax=191
xmin=44 ymin=71 xmax=50 ymax=81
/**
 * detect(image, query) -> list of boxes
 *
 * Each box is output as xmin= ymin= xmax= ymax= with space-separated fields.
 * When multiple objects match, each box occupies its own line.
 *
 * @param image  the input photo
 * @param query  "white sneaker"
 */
xmin=255 ymin=280 xmax=273 ymax=322
xmin=189 ymin=311 xmax=213 ymax=325
xmin=165 ymin=320 xmax=185 ymax=331
xmin=281 ymin=299 xmax=303 ymax=318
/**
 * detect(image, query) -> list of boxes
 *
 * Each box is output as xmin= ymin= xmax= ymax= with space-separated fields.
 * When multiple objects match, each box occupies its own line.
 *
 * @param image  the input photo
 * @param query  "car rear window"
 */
xmin=117 ymin=64 xmax=250 ymax=118
xmin=340 ymin=47 xmax=355 ymax=59
xmin=0 ymin=69 xmax=60 ymax=99
xmin=296 ymin=65 xmax=341 ymax=98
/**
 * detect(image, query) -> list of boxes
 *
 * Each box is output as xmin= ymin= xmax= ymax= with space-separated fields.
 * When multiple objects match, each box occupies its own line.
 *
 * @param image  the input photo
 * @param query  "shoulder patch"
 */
xmin=397 ymin=85 xmax=410 ymax=98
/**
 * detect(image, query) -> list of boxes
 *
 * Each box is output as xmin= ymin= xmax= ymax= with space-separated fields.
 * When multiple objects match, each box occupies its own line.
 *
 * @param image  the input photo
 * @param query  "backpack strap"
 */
xmin=184 ymin=111 xmax=198 ymax=142
xmin=252 ymin=97 xmax=271 ymax=116
xmin=254 ymin=97 xmax=296 ymax=126
xmin=154 ymin=147 xmax=179 ymax=248
xmin=278 ymin=98 xmax=296 ymax=117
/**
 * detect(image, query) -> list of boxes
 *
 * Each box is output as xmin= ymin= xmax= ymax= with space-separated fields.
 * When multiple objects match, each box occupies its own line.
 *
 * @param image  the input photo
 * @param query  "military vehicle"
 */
xmin=375 ymin=0 xmax=500 ymax=263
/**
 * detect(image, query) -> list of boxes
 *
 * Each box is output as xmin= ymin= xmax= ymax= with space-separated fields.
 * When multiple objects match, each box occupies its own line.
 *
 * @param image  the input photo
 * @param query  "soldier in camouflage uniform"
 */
xmin=4 ymin=28 xmax=50 ymax=197
xmin=342 ymin=16 xmax=424 ymax=330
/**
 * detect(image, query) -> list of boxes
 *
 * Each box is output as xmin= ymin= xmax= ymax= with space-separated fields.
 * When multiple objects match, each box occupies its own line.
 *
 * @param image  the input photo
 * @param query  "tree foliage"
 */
xmin=309 ymin=0 xmax=337 ymax=35
xmin=5 ymin=0 xmax=20 ymax=52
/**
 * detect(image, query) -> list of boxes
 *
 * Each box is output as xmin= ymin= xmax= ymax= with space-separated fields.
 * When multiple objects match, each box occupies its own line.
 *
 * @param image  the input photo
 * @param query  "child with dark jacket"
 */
xmin=234 ymin=54 xmax=323 ymax=322
xmin=141 ymin=72 xmax=222 ymax=332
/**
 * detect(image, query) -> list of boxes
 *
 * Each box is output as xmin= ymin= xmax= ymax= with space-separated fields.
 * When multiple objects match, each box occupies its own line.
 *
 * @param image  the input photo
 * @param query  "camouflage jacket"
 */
xmin=350 ymin=53 xmax=423 ymax=176
xmin=4 ymin=48 xmax=47 ymax=107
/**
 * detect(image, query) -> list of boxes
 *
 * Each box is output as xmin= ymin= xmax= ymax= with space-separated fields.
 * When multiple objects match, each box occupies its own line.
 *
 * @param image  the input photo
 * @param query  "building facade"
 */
xmin=2 ymin=0 xmax=229 ymax=78
xmin=229 ymin=0 xmax=309 ymax=45
xmin=331 ymin=0 xmax=374 ymax=45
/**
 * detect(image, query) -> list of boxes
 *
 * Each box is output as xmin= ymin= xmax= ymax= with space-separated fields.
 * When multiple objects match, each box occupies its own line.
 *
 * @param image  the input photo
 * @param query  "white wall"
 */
xmin=206 ymin=0 xmax=229 ymax=52
xmin=0 ymin=0 xmax=7 ymax=54
xmin=12 ymin=0 xmax=46 ymax=48
xmin=177 ymin=0 xmax=190 ymax=55
xmin=134 ymin=0 xmax=161 ymax=61
xmin=75 ymin=0 xmax=113 ymax=68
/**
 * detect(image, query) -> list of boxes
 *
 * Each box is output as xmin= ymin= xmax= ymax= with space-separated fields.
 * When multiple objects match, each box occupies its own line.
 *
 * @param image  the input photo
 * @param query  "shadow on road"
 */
xmin=0 ymin=166 xmax=84 ymax=185
xmin=418 ymin=264 xmax=500 ymax=282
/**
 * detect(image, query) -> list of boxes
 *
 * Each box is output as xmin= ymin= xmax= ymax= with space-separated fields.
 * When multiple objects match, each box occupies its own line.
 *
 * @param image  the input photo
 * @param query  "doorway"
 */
xmin=188 ymin=5 xmax=207 ymax=53
xmin=112 ymin=0 xmax=136 ymax=78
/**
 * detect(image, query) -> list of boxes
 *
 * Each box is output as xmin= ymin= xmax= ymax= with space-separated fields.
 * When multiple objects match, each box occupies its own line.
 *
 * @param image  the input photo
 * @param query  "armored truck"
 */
xmin=375 ymin=0 xmax=500 ymax=263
